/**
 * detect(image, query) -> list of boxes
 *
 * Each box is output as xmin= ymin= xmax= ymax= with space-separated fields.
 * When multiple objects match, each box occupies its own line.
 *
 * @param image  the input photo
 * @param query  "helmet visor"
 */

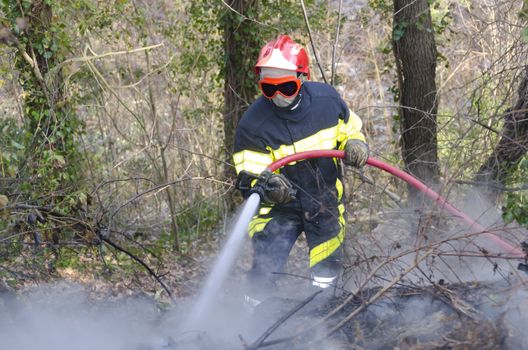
xmin=258 ymin=77 xmax=301 ymax=99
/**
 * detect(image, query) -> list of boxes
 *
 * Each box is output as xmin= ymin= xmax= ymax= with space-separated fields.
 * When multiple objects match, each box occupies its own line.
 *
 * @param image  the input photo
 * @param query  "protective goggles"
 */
xmin=258 ymin=76 xmax=302 ymax=99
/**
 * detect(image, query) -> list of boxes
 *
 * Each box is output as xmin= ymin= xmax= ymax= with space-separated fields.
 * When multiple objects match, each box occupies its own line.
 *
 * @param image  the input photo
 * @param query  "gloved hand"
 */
xmin=262 ymin=173 xmax=296 ymax=204
xmin=236 ymin=170 xmax=296 ymax=204
xmin=250 ymin=171 xmax=296 ymax=204
xmin=344 ymin=140 xmax=369 ymax=168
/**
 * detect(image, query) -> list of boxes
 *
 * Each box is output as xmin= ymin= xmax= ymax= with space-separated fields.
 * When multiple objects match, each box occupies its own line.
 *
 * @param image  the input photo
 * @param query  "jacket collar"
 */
xmin=269 ymin=85 xmax=311 ymax=122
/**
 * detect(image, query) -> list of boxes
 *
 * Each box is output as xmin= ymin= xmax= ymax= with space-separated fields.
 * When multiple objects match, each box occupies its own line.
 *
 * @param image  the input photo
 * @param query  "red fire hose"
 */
xmin=266 ymin=150 xmax=524 ymax=257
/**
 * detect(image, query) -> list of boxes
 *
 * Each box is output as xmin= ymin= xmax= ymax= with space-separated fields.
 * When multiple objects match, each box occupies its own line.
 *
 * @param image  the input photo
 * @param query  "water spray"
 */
xmin=185 ymin=192 xmax=261 ymax=328
xmin=186 ymin=150 xmax=525 ymax=329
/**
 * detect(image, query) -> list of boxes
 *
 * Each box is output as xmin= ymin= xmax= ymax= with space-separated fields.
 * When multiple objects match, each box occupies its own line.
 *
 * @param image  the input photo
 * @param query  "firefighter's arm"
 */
xmin=337 ymin=109 xmax=366 ymax=146
xmin=233 ymin=126 xmax=295 ymax=203
xmin=233 ymin=122 xmax=268 ymax=193
xmin=233 ymin=150 xmax=295 ymax=204
xmin=337 ymin=109 xmax=369 ymax=167
xmin=233 ymin=143 xmax=272 ymax=196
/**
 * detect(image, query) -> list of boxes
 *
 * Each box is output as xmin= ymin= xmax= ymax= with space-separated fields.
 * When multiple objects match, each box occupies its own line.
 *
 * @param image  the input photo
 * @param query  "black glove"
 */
xmin=344 ymin=140 xmax=369 ymax=168
xmin=236 ymin=170 xmax=296 ymax=204
xmin=261 ymin=173 xmax=296 ymax=204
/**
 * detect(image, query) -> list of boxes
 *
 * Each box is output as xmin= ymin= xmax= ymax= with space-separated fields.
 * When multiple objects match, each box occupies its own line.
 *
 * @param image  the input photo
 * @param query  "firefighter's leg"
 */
xmin=304 ymin=204 xmax=346 ymax=289
xmin=246 ymin=206 xmax=303 ymax=303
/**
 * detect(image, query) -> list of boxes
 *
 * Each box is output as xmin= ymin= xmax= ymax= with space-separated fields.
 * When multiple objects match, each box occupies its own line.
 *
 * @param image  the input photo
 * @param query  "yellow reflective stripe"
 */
xmin=273 ymin=144 xmax=296 ymax=159
xmin=309 ymin=230 xmax=345 ymax=267
xmin=233 ymin=149 xmax=273 ymax=174
xmin=271 ymin=125 xmax=338 ymax=160
xmin=309 ymin=205 xmax=346 ymax=267
xmin=336 ymin=178 xmax=343 ymax=201
xmin=338 ymin=203 xmax=345 ymax=226
xmin=248 ymin=217 xmax=272 ymax=238
xmin=259 ymin=206 xmax=272 ymax=215
xmin=337 ymin=110 xmax=366 ymax=149
xmin=293 ymin=127 xmax=336 ymax=152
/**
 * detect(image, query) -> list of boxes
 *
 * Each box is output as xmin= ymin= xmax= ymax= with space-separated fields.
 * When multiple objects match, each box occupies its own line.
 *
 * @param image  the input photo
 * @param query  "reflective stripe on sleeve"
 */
xmin=233 ymin=149 xmax=274 ymax=175
xmin=337 ymin=110 xmax=366 ymax=149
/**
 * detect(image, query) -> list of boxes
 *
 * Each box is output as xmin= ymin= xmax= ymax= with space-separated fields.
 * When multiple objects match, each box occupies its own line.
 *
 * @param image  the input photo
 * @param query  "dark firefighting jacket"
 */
xmin=233 ymin=81 xmax=366 ymax=267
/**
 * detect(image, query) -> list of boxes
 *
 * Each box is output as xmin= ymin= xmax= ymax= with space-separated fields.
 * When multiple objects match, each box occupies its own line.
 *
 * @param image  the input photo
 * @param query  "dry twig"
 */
xmin=245 ymin=290 xmax=322 ymax=350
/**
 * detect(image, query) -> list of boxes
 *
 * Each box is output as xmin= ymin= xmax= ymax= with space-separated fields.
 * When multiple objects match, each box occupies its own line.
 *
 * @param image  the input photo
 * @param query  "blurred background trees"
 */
xmin=0 ymin=0 xmax=527 ymax=296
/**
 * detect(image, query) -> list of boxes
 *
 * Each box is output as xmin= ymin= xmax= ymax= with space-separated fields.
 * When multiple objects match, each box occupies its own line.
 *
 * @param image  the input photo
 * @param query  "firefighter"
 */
xmin=233 ymin=34 xmax=368 ymax=307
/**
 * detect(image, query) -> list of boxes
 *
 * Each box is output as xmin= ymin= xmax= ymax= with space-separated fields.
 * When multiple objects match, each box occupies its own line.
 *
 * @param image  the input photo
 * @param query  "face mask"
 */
xmin=272 ymin=94 xmax=296 ymax=107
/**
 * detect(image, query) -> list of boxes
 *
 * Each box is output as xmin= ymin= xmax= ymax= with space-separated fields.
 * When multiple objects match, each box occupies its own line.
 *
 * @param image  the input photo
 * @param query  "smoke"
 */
xmin=0 ymin=282 xmax=242 ymax=350
xmin=335 ymin=184 xmax=528 ymax=349
xmin=0 ymin=282 xmax=168 ymax=350
xmin=0 ymin=278 xmax=350 ymax=350
xmin=345 ymin=283 xmax=528 ymax=349
xmin=350 ymin=185 xmax=527 ymax=285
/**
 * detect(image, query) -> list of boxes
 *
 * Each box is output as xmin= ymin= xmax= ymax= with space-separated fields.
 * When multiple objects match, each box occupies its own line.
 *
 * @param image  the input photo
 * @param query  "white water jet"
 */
xmin=184 ymin=193 xmax=261 ymax=329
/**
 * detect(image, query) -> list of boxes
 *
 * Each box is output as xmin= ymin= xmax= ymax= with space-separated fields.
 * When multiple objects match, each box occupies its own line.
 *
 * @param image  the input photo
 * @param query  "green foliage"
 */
xmin=0 ymin=0 xmax=375 ymax=289
xmin=521 ymin=0 xmax=528 ymax=42
xmin=177 ymin=198 xmax=223 ymax=248
xmin=183 ymin=0 xmax=334 ymax=87
xmin=370 ymin=0 xmax=452 ymax=40
xmin=519 ymin=0 xmax=528 ymax=21
xmin=522 ymin=28 xmax=528 ymax=42
xmin=147 ymin=197 xmax=225 ymax=255
xmin=393 ymin=20 xmax=408 ymax=41
xmin=1 ymin=0 xmax=86 ymax=210
xmin=0 ymin=0 xmax=126 ymax=274
xmin=430 ymin=0 xmax=452 ymax=36
xmin=437 ymin=73 xmax=505 ymax=178
xmin=0 ymin=118 xmax=23 ymax=179
xmin=416 ymin=13 xmax=432 ymax=33
xmin=502 ymin=156 xmax=528 ymax=227
xmin=368 ymin=0 xmax=392 ymax=16
xmin=513 ymin=1 xmax=528 ymax=228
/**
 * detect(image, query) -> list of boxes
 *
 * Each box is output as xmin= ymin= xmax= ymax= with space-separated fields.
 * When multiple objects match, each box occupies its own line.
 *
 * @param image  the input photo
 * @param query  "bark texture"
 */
xmin=393 ymin=0 xmax=440 ymax=206
xmin=475 ymin=69 xmax=528 ymax=202
xmin=223 ymin=0 xmax=260 ymax=181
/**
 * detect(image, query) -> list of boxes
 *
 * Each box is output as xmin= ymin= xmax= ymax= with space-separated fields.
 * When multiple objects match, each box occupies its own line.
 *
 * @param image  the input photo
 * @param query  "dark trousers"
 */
xmin=248 ymin=205 xmax=345 ymax=294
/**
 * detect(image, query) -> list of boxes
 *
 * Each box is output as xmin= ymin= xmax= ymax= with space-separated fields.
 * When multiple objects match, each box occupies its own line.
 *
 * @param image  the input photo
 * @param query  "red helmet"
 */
xmin=254 ymin=35 xmax=310 ymax=80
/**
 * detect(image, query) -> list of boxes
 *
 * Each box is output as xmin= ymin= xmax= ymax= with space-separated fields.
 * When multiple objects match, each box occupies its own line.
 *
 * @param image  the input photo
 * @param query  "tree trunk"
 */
xmin=474 ymin=69 xmax=528 ymax=202
xmin=222 ymin=0 xmax=260 ymax=181
xmin=25 ymin=1 xmax=62 ymax=137
xmin=393 ymin=0 xmax=440 ymax=207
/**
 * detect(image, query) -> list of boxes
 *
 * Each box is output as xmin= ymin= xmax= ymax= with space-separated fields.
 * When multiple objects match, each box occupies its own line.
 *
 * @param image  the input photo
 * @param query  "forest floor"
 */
xmin=1 ymin=198 xmax=528 ymax=350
